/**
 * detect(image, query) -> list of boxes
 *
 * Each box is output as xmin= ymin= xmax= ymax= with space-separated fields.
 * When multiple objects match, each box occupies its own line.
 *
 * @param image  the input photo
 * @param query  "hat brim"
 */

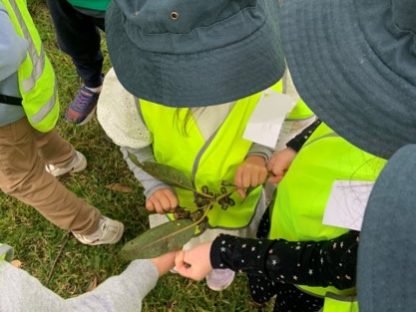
xmin=280 ymin=0 xmax=416 ymax=159
xmin=106 ymin=0 xmax=285 ymax=107
xmin=357 ymin=144 xmax=416 ymax=311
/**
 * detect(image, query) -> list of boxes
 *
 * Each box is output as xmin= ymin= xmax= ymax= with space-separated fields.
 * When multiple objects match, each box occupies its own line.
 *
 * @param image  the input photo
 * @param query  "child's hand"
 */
xmin=234 ymin=155 xmax=268 ymax=198
xmin=174 ymin=242 xmax=213 ymax=281
xmin=150 ymin=251 xmax=178 ymax=276
xmin=146 ymin=188 xmax=178 ymax=213
xmin=267 ymin=147 xmax=297 ymax=184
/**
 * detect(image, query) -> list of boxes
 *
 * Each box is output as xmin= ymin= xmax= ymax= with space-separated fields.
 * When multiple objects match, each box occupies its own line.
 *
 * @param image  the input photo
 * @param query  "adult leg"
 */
xmin=0 ymin=118 xmax=101 ymax=234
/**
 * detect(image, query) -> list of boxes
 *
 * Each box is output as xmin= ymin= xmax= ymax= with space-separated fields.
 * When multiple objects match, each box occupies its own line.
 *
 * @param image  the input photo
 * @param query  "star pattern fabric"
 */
xmin=210 ymin=231 xmax=359 ymax=311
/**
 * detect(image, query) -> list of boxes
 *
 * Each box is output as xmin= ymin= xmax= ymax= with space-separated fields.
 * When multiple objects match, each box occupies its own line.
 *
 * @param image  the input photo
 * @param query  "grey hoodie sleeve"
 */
xmin=0 ymin=259 xmax=159 ymax=312
xmin=121 ymin=146 xmax=173 ymax=198
xmin=0 ymin=5 xmax=28 ymax=81
xmin=247 ymin=142 xmax=274 ymax=161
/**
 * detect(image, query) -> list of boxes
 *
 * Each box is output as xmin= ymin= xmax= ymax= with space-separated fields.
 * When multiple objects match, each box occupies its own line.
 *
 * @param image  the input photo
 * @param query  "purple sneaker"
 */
xmin=65 ymin=86 xmax=100 ymax=125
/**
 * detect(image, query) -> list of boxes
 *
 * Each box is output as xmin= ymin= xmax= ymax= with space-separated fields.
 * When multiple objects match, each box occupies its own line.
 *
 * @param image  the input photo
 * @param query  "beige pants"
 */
xmin=0 ymin=117 xmax=100 ymax=234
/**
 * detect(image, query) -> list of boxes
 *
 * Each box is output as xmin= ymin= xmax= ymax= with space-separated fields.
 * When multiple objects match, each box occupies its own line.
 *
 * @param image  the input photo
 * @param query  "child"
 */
xmin=0 ymin=242 xmax=176 ymax=311
xmin=175 ymin=120 xmax=386 ymax=311
xmin=46 ymin=0 xmax=109 ymax=125
xmin=0 ymin=0 xmax=123 ymax=245
xmin=101 ymin=0 xmax=284 ymax=290
xmin=274 ymin=1 xmax=416 ymax=311
xmin=98 ymin=65 xmax=271 ymax=291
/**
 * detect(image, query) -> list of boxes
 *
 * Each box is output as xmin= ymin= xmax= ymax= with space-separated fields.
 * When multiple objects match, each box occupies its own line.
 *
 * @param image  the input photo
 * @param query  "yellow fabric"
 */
xmin=2 ymin=0 xmax=59 ymax=132
xmin=0 ymin=244 xmax=13 ymax=262
xmin=270 ymin=123 xmax=386 ymax=308
xmin=140 ymin=94 xmax=263 ymax=229
xmin=322 ymin=294 xmax=359 ymax=312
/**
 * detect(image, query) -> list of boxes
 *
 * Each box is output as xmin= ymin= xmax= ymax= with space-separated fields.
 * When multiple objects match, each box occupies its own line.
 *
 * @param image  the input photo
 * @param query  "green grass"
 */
xmin=0 ymin=1 xmax=272 ymax=311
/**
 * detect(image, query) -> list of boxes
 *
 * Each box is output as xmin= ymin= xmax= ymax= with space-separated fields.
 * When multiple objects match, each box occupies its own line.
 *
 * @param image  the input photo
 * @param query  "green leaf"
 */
xmin=120 ymin=219 xmax=197 ymax=260
xmin=127 ymin=153 xmax=195 ymax=191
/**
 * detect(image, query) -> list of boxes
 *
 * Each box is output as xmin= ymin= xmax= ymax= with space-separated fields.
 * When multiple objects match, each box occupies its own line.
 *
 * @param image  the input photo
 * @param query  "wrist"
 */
xmin=245 ymin=154 xmax=267 ymax=166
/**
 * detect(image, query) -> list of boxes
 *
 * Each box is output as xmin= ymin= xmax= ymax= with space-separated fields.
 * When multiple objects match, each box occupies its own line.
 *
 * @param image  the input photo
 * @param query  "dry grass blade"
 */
xmin=46 ymin=231 xmax=70 ymax=286
xmin=105 ymin=183 xmax=133 ymax=193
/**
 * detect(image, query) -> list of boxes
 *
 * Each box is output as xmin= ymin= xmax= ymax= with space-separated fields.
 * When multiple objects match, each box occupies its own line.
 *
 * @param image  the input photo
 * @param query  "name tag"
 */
xmin=323 ymin=180 xmax=374 ymax=231
xmin=243 ymin=90 xmax=296 ymax=148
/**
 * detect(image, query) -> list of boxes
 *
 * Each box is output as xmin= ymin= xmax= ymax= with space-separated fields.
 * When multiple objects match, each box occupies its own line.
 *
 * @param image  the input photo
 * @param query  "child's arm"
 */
xmin=121 ymin=146 xmax=177 ymax=213
xmin=96 ymin=70 xmax=178 ymax=213
xmin=175 ymin=231 xmax=358 ymax=290
xmin=0 ymin=252 xmax=176 ymax=312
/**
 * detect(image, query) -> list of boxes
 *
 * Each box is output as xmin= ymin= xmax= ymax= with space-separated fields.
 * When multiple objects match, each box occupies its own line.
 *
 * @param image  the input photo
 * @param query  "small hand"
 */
xmin=174 ymin=242 xmax=213 ymax=281
xmin=234 ymin=155 xmax=268 ymax=198
xmin=267 ymin=148 xmax=297 ymax=184
xmin=150 ymin=250 xmax=178 ymax=276
xmin=146 ymin=188 xmax=178 ymax=214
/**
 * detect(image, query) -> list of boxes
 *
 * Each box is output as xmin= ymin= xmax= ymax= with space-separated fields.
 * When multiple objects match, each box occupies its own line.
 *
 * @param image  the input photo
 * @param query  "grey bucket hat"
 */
xmin=106 ymin=0 xmax=285 ymax=107
xmin=357 ymin=144 xmax=416 ymax=312
xmin=280 ymin=0 xmax=416 ymax=159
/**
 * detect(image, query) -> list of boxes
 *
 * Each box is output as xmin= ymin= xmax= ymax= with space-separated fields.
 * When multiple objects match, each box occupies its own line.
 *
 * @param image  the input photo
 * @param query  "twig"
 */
xmin=46 ymin=231 xmax=70 ymax=286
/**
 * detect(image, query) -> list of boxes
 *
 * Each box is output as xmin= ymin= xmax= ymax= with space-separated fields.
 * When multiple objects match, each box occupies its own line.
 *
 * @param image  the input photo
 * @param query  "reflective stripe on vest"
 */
xmin=3 ymin=0 xmax=59 ymax=132
xmin=0 ymin=244 xmax=14 ymax=262
xmin=270 ymin=123 xmax=386 ymax=311
xmin=140 ymin=94 xmax=263 ymax=229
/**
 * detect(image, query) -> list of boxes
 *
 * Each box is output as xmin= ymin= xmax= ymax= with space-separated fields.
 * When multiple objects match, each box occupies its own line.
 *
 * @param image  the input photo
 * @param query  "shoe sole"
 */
xmin=65 ymin=106 xmax=97 ymax=126
xmin=78 ymin=106 xmax=97 ymax=126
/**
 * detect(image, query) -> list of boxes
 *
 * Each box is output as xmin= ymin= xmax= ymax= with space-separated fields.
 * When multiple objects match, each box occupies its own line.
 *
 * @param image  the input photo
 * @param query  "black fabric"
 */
xmin=211 ymin=231 xmax=359 ymax=311
xmin=0 ymin=94 xmax=22 ymax=106
xmin=46 ymin=0 xmax=104 ymax=88
xmin=286 ymin=119 xmax=322 ymax=152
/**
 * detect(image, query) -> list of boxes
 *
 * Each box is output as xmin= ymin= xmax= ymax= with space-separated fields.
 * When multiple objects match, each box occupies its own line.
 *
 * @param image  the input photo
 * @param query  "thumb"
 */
xmin=174 ymin=251 xmax=191 ymax=277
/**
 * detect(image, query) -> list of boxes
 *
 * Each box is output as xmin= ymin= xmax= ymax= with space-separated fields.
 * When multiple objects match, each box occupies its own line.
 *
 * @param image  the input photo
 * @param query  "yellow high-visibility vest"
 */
xmin=270 ymin=123 xmax=386 ymax=311
xmin=140 ymin=93 xmax=264 ymax=229
xmin=2 ymin=0 xmax=59 ymax=132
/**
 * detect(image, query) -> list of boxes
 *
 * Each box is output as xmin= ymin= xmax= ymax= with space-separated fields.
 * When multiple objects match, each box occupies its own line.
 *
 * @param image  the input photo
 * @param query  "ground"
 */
xmin=0 ymin=1 xmax=272 ymax=311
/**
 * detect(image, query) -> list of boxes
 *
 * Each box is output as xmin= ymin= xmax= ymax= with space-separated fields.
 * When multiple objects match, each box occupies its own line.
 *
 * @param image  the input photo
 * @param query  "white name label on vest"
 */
xmin=323 ymin=180 xmax=374 ymax=231
xmin=243 ymin=90 xmax=296 ymax=148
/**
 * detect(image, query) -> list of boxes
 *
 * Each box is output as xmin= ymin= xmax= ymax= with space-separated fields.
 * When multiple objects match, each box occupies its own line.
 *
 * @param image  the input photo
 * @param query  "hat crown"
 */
xmin=107 ymin=0 xmax=284 ymax=107
xmin=115 ymin=0 xmax=257 ymax=34
xmin=392 ymin=0 xmax=416 ymax=33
